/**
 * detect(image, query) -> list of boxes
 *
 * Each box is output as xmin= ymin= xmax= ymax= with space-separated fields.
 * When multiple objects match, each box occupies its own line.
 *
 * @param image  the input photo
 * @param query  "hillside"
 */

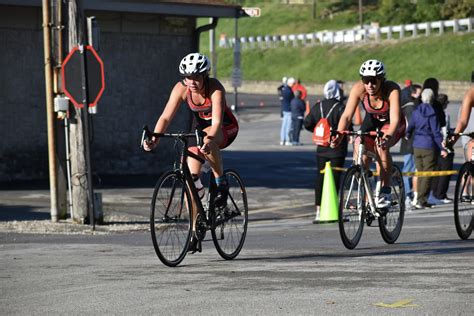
xmin=198 ymin=1 xmax=474 ymax=83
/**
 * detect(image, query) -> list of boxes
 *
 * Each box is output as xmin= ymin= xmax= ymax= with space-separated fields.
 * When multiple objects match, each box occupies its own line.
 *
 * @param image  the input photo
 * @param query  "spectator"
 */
xmin=337 ymin=80 xmax=346 ymax=102
xmin=219 ymin=33 xmax=227 ymax=48
xmin=400 ymin=84 xmax=422 ymax=208
xmin=304 ymin=80 xmax=348 ymax=220
xmin=290 ymin=90 xmax=306 ymax=146
xmin=430 ymin=93 xmax=454 ymax=204
xmin=280 ymin=77 xmax=295 ymax=146
xmin=277 ymin=76 xmax=287 ymax=101
xmin=292 ymin=78 xmax=308 ymax=101
xmin=401 ymin=79 xmax=412 ymax=105
xmin=423 ymin=77 xmax=446 ymax=128
xmin=406 ymin=88 xmax=447 ymax=209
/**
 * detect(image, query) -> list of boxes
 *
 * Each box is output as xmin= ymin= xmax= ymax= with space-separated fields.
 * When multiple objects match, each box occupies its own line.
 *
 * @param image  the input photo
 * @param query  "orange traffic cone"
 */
xmin=313 ymin=161 xmax=339 ymax=224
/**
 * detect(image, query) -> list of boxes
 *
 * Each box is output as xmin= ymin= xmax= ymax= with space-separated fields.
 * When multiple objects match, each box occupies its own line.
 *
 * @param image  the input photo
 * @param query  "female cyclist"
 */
xmin=331 ymin=59 xmax=405 ymax=209
xmin=448 ymin=86 xmax=474 ymax=156
xmin=143 ymin=52 xmax=239 ymax=251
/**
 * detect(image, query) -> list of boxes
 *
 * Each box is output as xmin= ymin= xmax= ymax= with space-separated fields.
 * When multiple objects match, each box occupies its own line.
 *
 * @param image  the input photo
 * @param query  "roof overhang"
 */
xmin=0 ymin=0 xmax=247 ymax=18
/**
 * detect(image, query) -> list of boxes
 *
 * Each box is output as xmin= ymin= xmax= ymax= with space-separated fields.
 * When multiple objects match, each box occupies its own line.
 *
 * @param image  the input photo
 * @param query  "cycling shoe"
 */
xmin=214 ymin=184 xmax=229 ymax=208
xmin=188 ymin=233 xmax=202 ymax=254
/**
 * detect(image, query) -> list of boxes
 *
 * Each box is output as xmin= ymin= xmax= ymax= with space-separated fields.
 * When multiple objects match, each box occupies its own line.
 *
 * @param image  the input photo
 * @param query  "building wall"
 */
xmin=0 ymin=6 xmax=196 ymax=182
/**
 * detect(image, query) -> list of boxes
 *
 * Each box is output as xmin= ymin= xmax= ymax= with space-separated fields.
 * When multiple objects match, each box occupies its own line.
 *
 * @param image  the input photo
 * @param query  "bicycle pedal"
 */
xmin=188 ymin=238 xmax=202 ymax=254
xmin=376 ymin=207 xmax=389 ymax=217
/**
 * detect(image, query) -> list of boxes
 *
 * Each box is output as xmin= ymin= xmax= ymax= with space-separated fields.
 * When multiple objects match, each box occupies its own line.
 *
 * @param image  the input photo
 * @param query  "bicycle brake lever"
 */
xmin=140 ymin=125 xmax=151 ymax=149
xmin=195 ymin=129 xmax=206 ymax=147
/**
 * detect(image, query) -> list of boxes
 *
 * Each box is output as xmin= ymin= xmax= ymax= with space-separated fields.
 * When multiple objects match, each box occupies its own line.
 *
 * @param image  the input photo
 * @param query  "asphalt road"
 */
xmin=1 ymin=93 xmax=473 ymax=315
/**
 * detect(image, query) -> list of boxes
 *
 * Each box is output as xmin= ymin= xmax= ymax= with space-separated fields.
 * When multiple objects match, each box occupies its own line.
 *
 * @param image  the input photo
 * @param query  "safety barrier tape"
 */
xmin=321 ymin=167 xmax=458 ymax=177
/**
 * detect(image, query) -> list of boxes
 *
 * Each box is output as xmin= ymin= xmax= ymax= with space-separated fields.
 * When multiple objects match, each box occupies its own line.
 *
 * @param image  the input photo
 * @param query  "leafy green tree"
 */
xmin=441 ymin=0 xmax=474 ymax=19
xmin=413 ymin=0 xmax=443 ymax=22
xmin=376 ymin=0 xmax=416 ymax=25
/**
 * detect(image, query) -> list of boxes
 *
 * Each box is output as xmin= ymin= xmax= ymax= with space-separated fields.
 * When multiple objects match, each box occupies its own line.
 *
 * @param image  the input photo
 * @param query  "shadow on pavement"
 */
xmin=0 ymin=204 xmax=50 ymax=221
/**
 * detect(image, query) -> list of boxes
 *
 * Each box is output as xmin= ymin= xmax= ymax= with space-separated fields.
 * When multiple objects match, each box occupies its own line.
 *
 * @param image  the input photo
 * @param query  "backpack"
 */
xmin=312 ymin=102 xmax=338 ymax=147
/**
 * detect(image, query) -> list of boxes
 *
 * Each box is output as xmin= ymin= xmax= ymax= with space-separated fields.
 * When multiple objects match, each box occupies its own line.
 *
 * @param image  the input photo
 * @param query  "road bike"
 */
xmin=450 ymin=132 xmax=474 ymax=240
xmin=334 ymin=130 xmax=405 ymax=249
xmin=141 ymin=126 xmax=248 ymax=267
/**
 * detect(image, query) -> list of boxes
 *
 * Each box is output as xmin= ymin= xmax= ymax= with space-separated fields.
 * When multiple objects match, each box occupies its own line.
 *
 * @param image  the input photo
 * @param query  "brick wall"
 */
xmin=0 ymin=6 xmax=196 ymax=182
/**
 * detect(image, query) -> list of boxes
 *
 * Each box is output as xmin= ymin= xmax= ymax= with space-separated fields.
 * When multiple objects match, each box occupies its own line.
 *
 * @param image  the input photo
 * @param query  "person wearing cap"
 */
xmin=430 ymin=94 xmax=454 ymax=204
xmin=405 ymin=89 xmax=448 ymax=209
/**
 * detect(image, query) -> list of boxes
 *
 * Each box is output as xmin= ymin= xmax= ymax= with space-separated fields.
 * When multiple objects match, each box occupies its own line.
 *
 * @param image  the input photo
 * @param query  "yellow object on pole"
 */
xmin=315 ymin=161 xmax=338 ymax=224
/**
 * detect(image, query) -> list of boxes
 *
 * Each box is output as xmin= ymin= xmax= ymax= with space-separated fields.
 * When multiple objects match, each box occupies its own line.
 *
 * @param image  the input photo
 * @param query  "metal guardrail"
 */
xmin=223 ymin=18 xmax=473 ymax=49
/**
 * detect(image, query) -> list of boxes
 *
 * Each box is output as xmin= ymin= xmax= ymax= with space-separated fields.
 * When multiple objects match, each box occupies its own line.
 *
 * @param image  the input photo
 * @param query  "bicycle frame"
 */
xmin=340 ymin=130 xmax=381 ymax=217
xmin=141 ymin=126 xmax=212 ymax=221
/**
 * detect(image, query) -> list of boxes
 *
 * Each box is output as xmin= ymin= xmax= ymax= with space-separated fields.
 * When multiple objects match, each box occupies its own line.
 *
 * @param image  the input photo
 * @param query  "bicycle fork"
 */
xmin=344 ymin=168 xmax=379 ymax=219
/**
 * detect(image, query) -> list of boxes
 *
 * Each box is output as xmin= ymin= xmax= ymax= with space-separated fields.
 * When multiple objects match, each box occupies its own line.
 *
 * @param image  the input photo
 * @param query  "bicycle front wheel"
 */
xmin=454 ymin=162 xmax=474 ymax=240
xmin=150 ymin=170 xmax=192 ymax=267
xmin=211 ymin=169 xmax=248 ymax=260
xmin=339 ymin=165 xmax=366 ymax=249
xmin=378 ymin=165 xmax=405 ymax=244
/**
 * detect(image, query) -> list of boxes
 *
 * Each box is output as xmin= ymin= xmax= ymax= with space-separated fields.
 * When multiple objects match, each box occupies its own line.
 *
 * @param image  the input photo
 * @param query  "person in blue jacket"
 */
xmin=405 ymin=88 xmax=448 ymax=209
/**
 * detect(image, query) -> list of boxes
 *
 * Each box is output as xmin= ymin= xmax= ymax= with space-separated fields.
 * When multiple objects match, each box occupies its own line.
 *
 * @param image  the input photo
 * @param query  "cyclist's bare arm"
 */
xmin=331 ymin=82 xmax=364 ymax=147
xmin=384 ymin=81 xmax=401 ymax=138
xmin=143 ymin=82 xmax=186 ymax=151
xmin=337 ymin=82 xmax=364 ymax=131
xmin=453 ymin=86 xmax=474 ymax=137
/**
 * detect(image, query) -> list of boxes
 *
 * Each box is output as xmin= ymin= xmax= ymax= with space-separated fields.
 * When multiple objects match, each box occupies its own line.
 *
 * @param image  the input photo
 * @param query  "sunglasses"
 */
xmin=361 ymin=76 xmax=380 ymax=85
xmin=185 ymin=74 xmax=203 ymax=81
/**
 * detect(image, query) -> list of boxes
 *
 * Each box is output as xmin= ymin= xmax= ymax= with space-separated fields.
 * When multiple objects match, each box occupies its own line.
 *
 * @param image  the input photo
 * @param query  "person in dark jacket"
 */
xmin=290 ymin=90 xmax=306 ymax=145
xmin=280 ymin=77 xmax=295 ymax=145
xmin=400 ymin=84 xmax=421 ymax=207
xmin=304 ymin=79 xmax=348 ymax=221
xmin=430 ymin=94 xmax=454 ymax=203
xmin=405 ymin=88 xmax=448 ymax=209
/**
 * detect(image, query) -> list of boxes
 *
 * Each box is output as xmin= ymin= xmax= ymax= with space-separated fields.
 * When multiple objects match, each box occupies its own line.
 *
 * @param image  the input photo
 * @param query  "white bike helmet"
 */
xmin=179 ymin=53 xmax=210 ymax=76
xmin=359 ymin=59 xmax=385 ymax=77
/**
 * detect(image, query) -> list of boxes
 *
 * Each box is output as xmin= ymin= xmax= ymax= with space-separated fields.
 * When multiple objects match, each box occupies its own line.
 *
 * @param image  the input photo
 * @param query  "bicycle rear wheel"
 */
xmin=339 ymin=165 xmax=366 ymax=249
xmin=454 ymin=162 xmax=474 ymax=240
xmin=378 ymin=165 xmax=405 ymax=244
xmin=150 ymin=170 xmax=192 ymax=267
xmin=211 ymin=169 xmax=248 ymax=260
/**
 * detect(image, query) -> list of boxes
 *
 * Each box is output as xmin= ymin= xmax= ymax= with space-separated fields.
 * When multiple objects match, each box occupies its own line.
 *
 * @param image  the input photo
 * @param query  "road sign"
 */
xmin=61 ymin=45 xmax=105 ymax=108
xmin=243 ymin=7 xmax=261 ymax=17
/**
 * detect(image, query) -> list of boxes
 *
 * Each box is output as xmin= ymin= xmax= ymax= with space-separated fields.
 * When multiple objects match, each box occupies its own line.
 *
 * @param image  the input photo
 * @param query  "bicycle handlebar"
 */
xmin=448 ymin=131 xmax=474 ymax=138
xmin=330 ymin=129 xmax=384 ymax=138
xmin=140 ymin=125 xmax=205 ymax=149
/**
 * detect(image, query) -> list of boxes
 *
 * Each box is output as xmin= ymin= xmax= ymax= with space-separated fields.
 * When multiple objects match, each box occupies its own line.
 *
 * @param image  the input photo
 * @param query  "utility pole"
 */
xmin=209 ymin=18 xmax=217 ymax=78
xmin=359 ymin=0 xmax=363 ymax=29
xmin=312 ymin=0 xmax=317 ymax=20
xmin=52 ymin=0 xmax=68 ymax=220
xmin=67 ymin=0 xmax=89 ymax=224
xmin=42 ymin=0 xmax=59 ymax=222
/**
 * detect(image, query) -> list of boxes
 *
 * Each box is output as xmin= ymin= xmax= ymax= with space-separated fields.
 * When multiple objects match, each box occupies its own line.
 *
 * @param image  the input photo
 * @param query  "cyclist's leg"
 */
xmin=201 ymin=125 xmax=224 ymax=178
xmin=376 ymin=120 xmax=405 ymax=188
xmin=187 ymin=153 xmax=203 ymax=234
xmin=463 ymin=140 xmax=474 ymax=196
xmin=375 ymin=145 xmax=392 ymax=188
